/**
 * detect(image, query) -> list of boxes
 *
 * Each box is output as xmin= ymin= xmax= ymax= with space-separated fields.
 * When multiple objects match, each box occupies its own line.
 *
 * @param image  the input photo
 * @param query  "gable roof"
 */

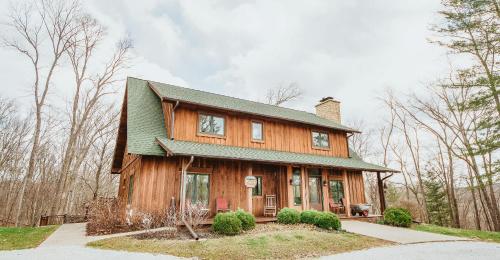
xmin=112 ymin=77 xmax=397 ymax=173
xmin=147 ymin=79 xmax=359 ymax=132
xmin=157 ymin=138 xmax=398 ymax=172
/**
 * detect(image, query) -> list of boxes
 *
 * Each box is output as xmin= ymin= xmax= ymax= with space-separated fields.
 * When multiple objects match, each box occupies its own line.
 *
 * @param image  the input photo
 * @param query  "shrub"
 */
xmin=383 ymin=207 xmax=412 ymax=227
xmin=86 ymin=198 xmax=122 ymax=235
xmin=277 ymin=208 xmax=300 ymax=224
xmin=300 ymin=210 xmax=321 ymax=225
xmin=314 ymin=212 xmax=341 ymax=230
xmin=235 ymin=209 xmax=256 ymax=231
xmin=213 ymin=212 xmax=242 ymax=235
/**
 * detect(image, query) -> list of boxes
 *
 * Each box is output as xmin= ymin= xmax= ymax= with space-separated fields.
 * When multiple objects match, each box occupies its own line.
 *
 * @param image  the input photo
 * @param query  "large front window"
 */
xmin=312 ymin=131 xmax=329 ymax=148
xmin=292 ymin=168 xmax=302 ymax=205
xmin=329 ymin=180 xmax=344 ymax=203
xmin=186 ymin=174 xmax=210 ymax=207
xmin=199 ymin=113 xmax=225 ymax=136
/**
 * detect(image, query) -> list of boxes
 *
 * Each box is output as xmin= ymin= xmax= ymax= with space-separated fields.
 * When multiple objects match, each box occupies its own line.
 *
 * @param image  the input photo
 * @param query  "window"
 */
xmin=312 ymin=131 xmax=329 ymax=148
xmin=329 ymin=180 xmax=344 ymax=203
xmin=251 ymin=121 xmax=263 ymax=141
xmin=186 ymin=174 xmax=210 ymax=207
xmin=252 ymin=176 xmax=262 ymax=196
xmin=292 ymin=168 xmax=302 ymax=205
xmin=199 ymin=113 xmax=225 ymax=136
xmin=127 ymin=175 xmax=134 ymax=205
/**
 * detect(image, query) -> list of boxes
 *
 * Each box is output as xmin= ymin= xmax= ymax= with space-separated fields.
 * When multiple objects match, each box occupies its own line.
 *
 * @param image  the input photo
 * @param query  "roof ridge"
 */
xmin=146 ymin=78 xmax=320 ymax=117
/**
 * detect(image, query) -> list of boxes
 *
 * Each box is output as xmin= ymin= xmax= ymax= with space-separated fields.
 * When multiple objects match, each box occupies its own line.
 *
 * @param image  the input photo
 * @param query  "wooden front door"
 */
xmin=308 ymin=176 xmax=323 ymax=211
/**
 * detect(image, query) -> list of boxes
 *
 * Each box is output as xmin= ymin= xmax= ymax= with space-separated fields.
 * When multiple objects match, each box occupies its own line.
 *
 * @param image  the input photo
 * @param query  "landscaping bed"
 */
xmin=0 ymin=225 xmax=59 ymax=250
xmin=88 ymin=223 xmax=392 ymax=259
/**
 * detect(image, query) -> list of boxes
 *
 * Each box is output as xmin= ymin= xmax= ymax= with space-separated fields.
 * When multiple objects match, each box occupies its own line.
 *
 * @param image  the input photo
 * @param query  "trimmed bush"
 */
xmin=300 ymin=210 xmax=321 ymax=225
xmin=235 ymin=209 xmax=256 ymax=231
xmin=383 ymin=207 xmax=412 ymax=227
xmin=277 ymin=208 xmax=300 ymax=224
xmin=314 ymin=212 xmax=341 ymax=230
xmin=213 ymin=212 xmax=242 ymax=235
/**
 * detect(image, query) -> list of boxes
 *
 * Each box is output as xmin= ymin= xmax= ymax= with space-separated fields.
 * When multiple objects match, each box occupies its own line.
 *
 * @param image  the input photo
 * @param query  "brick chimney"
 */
xmin=315 ymin=97 xmax=341 ymax=123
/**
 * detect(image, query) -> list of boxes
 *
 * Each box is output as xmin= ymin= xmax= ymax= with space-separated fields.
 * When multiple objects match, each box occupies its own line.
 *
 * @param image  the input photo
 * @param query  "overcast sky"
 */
xmin=0 ymin=0 xmax=450 ymax=127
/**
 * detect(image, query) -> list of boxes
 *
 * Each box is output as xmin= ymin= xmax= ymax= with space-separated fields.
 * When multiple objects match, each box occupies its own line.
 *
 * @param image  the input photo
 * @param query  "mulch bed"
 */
xmin=131 ymin=226 xmax=222 ymax=240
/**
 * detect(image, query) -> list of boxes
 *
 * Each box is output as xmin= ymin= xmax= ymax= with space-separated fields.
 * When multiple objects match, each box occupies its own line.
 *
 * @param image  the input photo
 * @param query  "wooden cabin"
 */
xmin=112 ymin=77 xmax=396 ymax=219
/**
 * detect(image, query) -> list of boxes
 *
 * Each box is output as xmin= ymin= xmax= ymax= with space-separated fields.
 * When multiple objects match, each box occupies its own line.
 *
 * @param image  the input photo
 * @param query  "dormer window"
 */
xmin=251 ymin=121 xmax=263 ymax=141
xmin=198 ymin=113 xmax=225 ymax=136
xmin=312 ymin=131 xmax=329 ymax=148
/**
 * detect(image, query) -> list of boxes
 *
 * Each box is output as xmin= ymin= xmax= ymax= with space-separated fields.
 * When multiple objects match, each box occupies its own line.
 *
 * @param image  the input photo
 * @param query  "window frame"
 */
xmin=197 ymin=112 xmax=226 ymax=138
xmin=311 ymin=130 xmax=330 ymax=150
xmin=251 ymin=120 xmax=264 ymax=143
xmin=185 ymin=173 xmax=211 ymax=208
xmin=329 ymin=180 xmax=345 ymax=203
xmin=292 ymin=167 xmax=302 ymax=206
xmin=252 ymin=176 xmax=263 ymax=197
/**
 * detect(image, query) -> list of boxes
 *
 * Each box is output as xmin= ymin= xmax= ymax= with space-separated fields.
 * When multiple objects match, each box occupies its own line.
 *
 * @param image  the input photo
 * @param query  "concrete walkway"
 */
xmin=342 ymin=220 xmax=470 ymax=244
xmin=0 ymin=223 xmax=182 ymax=260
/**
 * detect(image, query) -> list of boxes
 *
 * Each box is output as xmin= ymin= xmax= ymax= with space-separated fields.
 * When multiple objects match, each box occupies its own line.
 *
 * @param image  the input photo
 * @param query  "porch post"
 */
xmin=247 ymin=164 xmax=253 ymax=213
xmin=342 ymin=169 xmax=351 ymax=217
xmin=377 ymin=172 xmax=386 ymax=213
xmin=321 ymin=168 xmax=329 ymax=212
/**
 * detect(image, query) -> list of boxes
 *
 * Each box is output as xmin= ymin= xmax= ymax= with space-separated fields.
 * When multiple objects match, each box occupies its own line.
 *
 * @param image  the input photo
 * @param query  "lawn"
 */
xmin=0 ymin=225 xmax=59 ymax=250
xmin=412 ymin=224 xmax=500 ymax=243
xmin=88 ymin=224 xmax=392 ymax=259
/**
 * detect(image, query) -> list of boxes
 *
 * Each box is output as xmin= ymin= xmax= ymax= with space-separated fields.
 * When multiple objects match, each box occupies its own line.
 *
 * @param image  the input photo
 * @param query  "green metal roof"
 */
xmin=147 ymin=79 xmax=358 ymax=132
xmin=156 ymin=137 xmax=398 ymax=172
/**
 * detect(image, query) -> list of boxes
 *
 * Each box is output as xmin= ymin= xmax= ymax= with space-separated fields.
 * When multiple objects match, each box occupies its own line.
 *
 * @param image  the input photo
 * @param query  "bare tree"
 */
xmin=265 ymin=82 xmax=303 ymax=106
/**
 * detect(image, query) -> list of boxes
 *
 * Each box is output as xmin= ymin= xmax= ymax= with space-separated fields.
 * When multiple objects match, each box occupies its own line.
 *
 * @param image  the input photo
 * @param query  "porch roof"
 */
xmin=156 ymin=137 xmax=398 ymax=172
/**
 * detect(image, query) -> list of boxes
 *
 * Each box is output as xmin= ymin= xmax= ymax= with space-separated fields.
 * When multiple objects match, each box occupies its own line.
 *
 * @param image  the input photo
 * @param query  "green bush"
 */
xmin=300 ymin=210 xmax=321 ymax=225
xmin=314 ymin=212 xmax=341 ymax=230
xmin=277 ymin=208 xmax=300 ymax=224
xmin=212 ymin=212 xmax=242 ymax=235
xmin=235 ymin=209 xmax=256 ymax=231
xmin=383 ymin=207 xmax=412 ymax=227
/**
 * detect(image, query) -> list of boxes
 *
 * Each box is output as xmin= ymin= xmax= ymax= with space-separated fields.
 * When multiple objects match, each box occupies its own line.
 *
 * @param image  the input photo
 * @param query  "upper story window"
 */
xmin=199 ymin=113 xmax=225 ymax=136
xmin=312 ymin=131 xmax=329 ymax=148
xmin=251 ymin=121 xmax=263 ymax=141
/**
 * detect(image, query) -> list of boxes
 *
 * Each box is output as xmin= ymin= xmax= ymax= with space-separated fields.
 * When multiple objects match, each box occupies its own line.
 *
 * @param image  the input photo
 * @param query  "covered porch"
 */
xmin=156 ymin=138 xmax=397 ymax=218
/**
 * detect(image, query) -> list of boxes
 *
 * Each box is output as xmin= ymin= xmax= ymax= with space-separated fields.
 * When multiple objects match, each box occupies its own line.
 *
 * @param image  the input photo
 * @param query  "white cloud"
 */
xmin=0 ymin=0 xmax=450 ymax=126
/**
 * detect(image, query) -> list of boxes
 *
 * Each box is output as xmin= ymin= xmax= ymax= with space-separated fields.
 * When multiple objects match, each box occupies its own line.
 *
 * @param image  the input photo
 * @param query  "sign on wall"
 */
xmin=244 ymin=176 xmax=257 ymax=188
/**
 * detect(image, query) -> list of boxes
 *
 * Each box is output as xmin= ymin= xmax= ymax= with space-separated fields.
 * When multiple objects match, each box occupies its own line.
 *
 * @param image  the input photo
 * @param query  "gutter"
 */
xmin=179 ymin=156 xmax=198 ymax=240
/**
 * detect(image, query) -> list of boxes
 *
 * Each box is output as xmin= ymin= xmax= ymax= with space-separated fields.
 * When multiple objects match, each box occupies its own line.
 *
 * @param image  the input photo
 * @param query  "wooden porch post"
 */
xmin=247 ymin=164 xmax=253 ymax=213
xmin=377 ymin=172 xmax=386 ymax=214
xmin=342 ymin=169 xmax=351 ymax=217
xmin=301 ymin=167 xmax=307 ymax=210
xmin=321 ymin=168 xmax=329 ymax=212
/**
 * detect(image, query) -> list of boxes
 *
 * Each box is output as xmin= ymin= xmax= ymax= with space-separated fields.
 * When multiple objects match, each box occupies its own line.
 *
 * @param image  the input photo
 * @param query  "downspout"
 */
xmin=180 ymin=156 xmax=198 ymax=240
xmin=171 ymin=100 xmax=179 ymax=140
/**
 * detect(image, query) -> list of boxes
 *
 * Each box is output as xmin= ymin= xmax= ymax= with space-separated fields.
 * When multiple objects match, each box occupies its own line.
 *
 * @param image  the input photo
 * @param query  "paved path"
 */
xmin=322 ymin=241 xmax=500 ymax=260
xmin=341 ymin=220 xmax=470 ymax=244
xmin=0 ymin=223 xmax=182 ymax=260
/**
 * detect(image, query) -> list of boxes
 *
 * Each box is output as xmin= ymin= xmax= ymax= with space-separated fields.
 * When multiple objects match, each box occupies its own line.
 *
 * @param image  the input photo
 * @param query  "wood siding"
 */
xmin=170 ymin=106 xmax=349 ymax=157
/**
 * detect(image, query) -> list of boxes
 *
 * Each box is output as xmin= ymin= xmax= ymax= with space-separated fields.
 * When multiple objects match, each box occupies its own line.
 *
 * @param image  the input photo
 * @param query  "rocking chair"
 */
xmin=264 ymin=195 xmax=277 ymax=217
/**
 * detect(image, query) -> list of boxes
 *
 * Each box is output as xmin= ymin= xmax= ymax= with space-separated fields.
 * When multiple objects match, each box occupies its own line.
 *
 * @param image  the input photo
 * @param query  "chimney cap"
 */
xmin=316 ymin=96 xmax=339 ymax=106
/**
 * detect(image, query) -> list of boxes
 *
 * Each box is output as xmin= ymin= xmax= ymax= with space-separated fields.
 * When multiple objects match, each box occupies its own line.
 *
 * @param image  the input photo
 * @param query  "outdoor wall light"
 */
xmin=323 ymin=180 xmax=328 ymax=187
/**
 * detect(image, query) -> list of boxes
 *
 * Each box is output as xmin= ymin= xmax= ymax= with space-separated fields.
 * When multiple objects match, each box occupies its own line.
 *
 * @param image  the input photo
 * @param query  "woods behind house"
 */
xmin=0 ymin=0 xmax=498 ymax=233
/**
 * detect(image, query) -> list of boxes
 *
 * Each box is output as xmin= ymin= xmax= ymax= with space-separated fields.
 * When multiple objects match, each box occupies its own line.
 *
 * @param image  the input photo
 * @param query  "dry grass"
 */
xmin=412 ymin=224 xmax=500 ymax=243
xmin=88 ymin=223 xmax=392 ymax=259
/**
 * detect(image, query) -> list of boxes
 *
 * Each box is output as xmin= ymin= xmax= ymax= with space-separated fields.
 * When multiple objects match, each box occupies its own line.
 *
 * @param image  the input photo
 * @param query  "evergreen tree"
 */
xmin=424 ymin=174 xmax=451 ymax=226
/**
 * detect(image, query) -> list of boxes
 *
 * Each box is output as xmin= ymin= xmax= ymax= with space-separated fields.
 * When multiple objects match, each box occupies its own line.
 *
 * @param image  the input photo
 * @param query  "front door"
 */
xmin=308 ymin=176 xmax=323 ymax=211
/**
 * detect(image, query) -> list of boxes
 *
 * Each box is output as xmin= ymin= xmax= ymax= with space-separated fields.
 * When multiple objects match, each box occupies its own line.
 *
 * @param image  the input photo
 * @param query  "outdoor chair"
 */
xmin=264 ymin=194 xmax=277 ymax=217
xmin=216 ymin=197 xmax=230 ymax=213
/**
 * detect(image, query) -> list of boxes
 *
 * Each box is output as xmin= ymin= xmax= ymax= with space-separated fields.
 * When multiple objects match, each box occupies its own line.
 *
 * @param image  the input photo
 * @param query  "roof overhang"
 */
xmin=156 ymin=138 xmax=398 ymax=173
